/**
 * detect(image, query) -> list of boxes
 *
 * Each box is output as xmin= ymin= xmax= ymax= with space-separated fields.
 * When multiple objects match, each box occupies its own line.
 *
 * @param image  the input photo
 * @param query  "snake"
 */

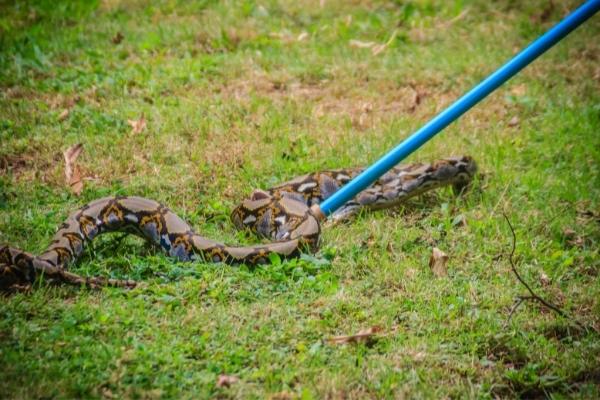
xmin=0 ymin=156 xmax=476 ymax=292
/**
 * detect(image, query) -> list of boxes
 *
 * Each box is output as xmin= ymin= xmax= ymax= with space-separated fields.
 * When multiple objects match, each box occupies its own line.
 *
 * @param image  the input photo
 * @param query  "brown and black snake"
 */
xmin=0 ymin=156 xmax=476 ymax=291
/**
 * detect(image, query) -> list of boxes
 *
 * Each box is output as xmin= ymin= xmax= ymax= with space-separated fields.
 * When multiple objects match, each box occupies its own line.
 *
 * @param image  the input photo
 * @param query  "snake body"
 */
xmin=0 ymin=156 xmax=476 ymax=291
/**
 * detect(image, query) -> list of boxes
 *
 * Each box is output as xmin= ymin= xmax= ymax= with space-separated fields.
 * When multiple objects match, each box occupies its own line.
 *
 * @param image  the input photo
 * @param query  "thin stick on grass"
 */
xmin=502 ymin=212 xmax=567 ymax=323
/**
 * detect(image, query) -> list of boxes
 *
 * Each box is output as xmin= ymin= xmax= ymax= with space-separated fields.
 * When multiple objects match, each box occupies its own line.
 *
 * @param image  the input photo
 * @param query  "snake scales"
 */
xmin=0 ymin=156 xmax=476 ymax=291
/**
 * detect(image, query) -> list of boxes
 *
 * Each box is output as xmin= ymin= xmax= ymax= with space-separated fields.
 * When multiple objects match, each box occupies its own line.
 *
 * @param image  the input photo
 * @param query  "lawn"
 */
xmin=1 ymin=0 xmax=599 ymax=398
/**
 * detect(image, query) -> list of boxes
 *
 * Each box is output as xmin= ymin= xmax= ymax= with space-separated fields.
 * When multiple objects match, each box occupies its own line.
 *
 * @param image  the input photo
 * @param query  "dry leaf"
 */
xmin=452 ymin=214 xmax=467 ymax=227
xmin=327 ymin=325 xmax=383 ymax=345
xmin=127 ymin=114 xmax=146 ymax=135
xmin=360 ymin=233 xmax=376 ymax=248
xmin=112 ymin=32 xmax=124 ymax=44
xmin=216 ymin=374 xmax=239 ymax=388
xmin=408 ymin=86 xmax=422 ymax=112
xmin=539 ymin=272 xmax=551 ymax=287
xmin=429 ymin=247 xmax=448 ymax=277
xmin=63 ymin=143 xmax=84 ymax=196
xmin=69 ymin=166 xmax=83 ymax=195
xmin=508 ymin=116 xmax=520 ymax=127
xmin=357 ymin=113 xmax=369 ymax=128
xmin=297 ymin=32 xmax=309 ymax=41
xmin=354 ymin=101 xmax=373 ymax=129
xmin=58 ymin=109 xmax=70 ymax=121
xmin=101 ymin=387 xmax=115 ymax=399
xmin=361 ymin=102 xmax=373 ymax=113
xmin=386 ymin=242 xmax=395 ymax=253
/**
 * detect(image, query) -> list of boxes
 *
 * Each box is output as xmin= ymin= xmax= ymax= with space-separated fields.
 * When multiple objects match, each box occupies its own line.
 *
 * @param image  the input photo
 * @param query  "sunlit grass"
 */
xmin=1 ymin=0 xmax=599 ymax=398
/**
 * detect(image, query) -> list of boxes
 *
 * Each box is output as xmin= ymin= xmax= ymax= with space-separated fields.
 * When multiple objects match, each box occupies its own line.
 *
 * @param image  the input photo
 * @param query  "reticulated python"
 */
xmin=0 ymin=156 xmax=476 ymax=291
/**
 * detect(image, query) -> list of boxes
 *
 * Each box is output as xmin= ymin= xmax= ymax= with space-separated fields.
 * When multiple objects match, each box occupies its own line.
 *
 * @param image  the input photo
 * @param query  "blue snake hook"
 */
xmin=315 ymin=0 xmax=600 ymax=218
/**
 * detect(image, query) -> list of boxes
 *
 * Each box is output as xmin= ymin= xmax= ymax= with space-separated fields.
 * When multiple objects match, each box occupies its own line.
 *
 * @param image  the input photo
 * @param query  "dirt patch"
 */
xmin=215 ymin=67 xmax=526 ymax=141
xmin=216 ymin=71 xmax=437 ymax=129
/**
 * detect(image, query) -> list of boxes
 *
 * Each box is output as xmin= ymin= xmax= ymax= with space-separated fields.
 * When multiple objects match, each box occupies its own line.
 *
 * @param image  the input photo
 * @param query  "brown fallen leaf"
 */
xmin=63 ymin=143 xmax=84 ymax=196
xmin=127 ymin=114 xmax=146 ymax=135
xmin=112 ymin=32 xmax=124 ymax=44
xmin=327 ymin=325 xmax=383 ymax=345
xmin=58 ymin=109 xmax=70 ymax=121
xmin=508 ymin=116 xmax=520 ymax=127
xmin=539 ymin=272 xmax=551 ymax=287
xmin=407 ymin=85 xmax=422 ymax=113
xmin=297 ymin=31 xmax=309 ymax=41
xmin=386 ymin=241 xmax=395 ymax=253
xmin=452 ymin=214 xmax=467 ymax=227
xmin=360 ymin=233 xmax=376 ymax=248
xmin=216 ymin=374 xmax=239 ymax=388
xmin=101 ymin=387 xmax=115 ymax=399
xmin=429 ymin=247 xmax=449 ymax=277
xmin=355 ymin=101 xmax=373 ymax=129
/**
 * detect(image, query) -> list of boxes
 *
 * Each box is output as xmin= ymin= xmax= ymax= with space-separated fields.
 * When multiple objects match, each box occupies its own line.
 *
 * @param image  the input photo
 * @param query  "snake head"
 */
xmin=231 ymin=190 xmax=319 ymax=245
xmin=231 ymin=189 xmax=274 ymax=232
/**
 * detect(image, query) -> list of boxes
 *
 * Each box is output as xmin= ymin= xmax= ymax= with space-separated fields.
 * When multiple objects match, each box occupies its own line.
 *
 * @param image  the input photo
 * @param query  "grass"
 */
xmin=1 ymin=0 xmax=599 ymax=397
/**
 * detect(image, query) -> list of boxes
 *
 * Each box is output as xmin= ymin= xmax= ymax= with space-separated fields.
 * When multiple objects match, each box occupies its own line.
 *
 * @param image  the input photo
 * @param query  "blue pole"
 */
xmin=317 ymin=0 xmax=600 ymax=217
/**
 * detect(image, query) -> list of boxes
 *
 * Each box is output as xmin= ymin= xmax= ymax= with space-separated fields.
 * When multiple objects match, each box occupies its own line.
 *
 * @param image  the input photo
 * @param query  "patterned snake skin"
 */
xmin=0 ymin=156 xmax=476 ymax=291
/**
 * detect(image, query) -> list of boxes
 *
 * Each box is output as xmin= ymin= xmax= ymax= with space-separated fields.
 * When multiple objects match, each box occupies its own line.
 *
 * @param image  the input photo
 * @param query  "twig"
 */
xmin=505 ymin=296 xmax=526 ymax=323
xmin=502 ymin=212 xmax=568 ymax=324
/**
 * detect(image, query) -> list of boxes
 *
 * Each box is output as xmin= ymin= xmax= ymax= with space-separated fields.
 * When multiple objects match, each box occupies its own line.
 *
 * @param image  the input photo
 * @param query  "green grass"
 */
xmin=1 ymin=0 xmax=599 ymax=398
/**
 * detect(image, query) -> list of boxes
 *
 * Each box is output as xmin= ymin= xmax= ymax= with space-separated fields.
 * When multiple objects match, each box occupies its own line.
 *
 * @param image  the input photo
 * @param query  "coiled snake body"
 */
xmin=0 ymin=156 xmax=476 ymax=291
